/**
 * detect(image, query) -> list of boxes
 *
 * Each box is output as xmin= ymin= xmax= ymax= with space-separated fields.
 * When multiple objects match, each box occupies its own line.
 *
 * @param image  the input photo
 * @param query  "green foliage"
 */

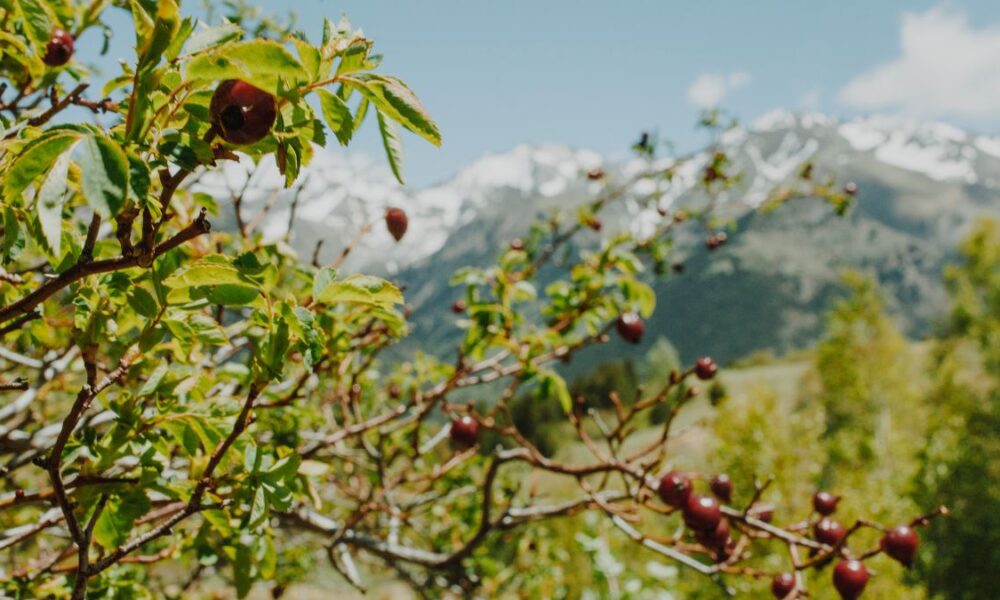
xmin=916 ymin=219 xmax=1000 ymax=600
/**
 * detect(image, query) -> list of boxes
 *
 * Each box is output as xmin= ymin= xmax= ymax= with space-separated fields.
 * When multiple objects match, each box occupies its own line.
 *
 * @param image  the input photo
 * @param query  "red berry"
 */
xmin=43 ymin=29 xmax=74 ymax=67
xmin=813 ymin=517 xmax=846 ymax=546
xmin=586 ymin=168 xmax=605 ymax=180
xmin=450 ymin=416 xmax=479 ymax=448
xmin=657 ymin=471 xmax=692 ymax=508
xmin=616 ymin=312 xmax=645 ymax=344
xmin=209 ymin=80 xmax=277 ymax=145
xmin=586 ymin=218 xmax=602 ymax=231
xmin=451 ymin=300 xmax=466 ymax=314
xmin=385 ymin=207 xmax=408 ymax=241
xmin=694 ymin=357 xmax=717 ymax=380
xmin=710 ymin=474 xmax=733 ymax=503
xmin=683 ymin=494 xmax=722 ymax=532
xmin=880 ymin=525 xmax=918 ymax=567
xmin=695 ymin=517 xmax=730 ymax=549
xmin=771 ymin=572 xmax=796 ymax=598
xmin=509 ymin=238 xmax=525 ymax=251
xmin=832 ymin=559 xmax=868 ymax=600
xmin=813 ymin=491 xmax=840 ymax=516
xmin=387 ymin=384 xmax=401 ymax=399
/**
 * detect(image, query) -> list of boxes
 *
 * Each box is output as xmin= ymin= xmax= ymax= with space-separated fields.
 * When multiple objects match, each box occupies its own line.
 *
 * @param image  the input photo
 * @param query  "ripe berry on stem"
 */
xmin=657 ymin=471 xmax=692 ymax=507
xmin=813 ymin=517 xmax=847 ymax=546
xmin=450 ymin=416 xmax=479 ymax=448
xmin=695 ymin=517 xmax=730 ymax=549
xmin=771 ymin=572 xmax=796 ymax=598
xmin=616 ymin=312 xmax=644 ymax=344
xmin=683 ymin=494 xmax=722 ymax=532
xmin=451 ymin=300 xmax=466 ymax=314
xmin=385 ymin=208 xmax=408 ymax=241
xmin=710 ymin=474 xmax=733 ymax=503
xmin=880 ymin=525 xmax=918 ymax=567
xmin=43 ymin=29 xmax=74 ymax=67
xmin=813 ymin=491 xmax=840 ymax=516
xmin=209 ymin=80 xmax=277 ymax=145
xmin=695 ymin=357 xmax=717 ymax=380
xmin=832 ymin=559 xmax=869 ymax=600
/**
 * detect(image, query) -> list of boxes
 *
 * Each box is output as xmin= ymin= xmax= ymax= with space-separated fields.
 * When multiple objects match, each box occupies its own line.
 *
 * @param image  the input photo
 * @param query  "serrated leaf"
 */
xmin=234 ymin=539 xmax=252 ymax=598
xmin=344 ymin=73 xmax=440 ymax=146
xmin=36 ymin=150 xmax=71 ymax=255
xmin=205 ymin=284 xmax=259 ymax=306
xmin=78 ymin=134 xmax=129 ymax=218
xmin=376 ymin=109 xmax=404 ymax=185
xmin=292 ymin=37 xmax=321 ymax=80
xmin=128 ymin=286 xmax=159 ymax=318
xmin=315 ymin=89 xmax=353 ymax=146
xmin=183 ymin=20 xmax=242 ymax=56
xmin=137 ymin=0 xmax=179 ymax=70
xmin=539 ymin=370 xmax=572 ymax=414
xmin=185 ymin=39 xmax=308 ymax=95
xmin=15 ymin=0 xmax=53 ymax=55
xmin=4 ymin=131 xmax=82 ymax=203
xmin=166 ymin=255 xmax=245 ymax=288
xmin=315 ymin=273 xmax=403 ymax=309
xmin=93 ymin=492 xmax=151 ymax=550
xmin=312 ymin=267 xmax=337 ymax=299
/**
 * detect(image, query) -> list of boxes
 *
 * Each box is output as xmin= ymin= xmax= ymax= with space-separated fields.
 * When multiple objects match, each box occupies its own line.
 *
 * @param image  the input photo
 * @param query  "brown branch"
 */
xmin=0 ymin=210 xmax=210 ymax=326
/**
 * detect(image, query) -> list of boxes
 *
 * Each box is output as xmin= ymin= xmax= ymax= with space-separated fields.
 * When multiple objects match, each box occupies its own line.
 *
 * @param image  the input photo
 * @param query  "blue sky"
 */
xmin=80 ymin=1 xmax=1000 ymax=186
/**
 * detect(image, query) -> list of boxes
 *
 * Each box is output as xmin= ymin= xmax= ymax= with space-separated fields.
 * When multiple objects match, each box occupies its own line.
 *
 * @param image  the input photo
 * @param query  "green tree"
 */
xmin=916 ymin=219 xmax=1000 ymax=600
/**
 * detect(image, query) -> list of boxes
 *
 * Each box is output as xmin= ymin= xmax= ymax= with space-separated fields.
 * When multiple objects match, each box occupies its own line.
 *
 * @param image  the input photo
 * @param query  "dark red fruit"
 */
xmin=814 ymin=517 xmax=846 ymax=546
xmin=586 ymin=218 xmax=602 ymax=231
xmin=710 ymin=474 xmax=733 ymax=503
xmin=586 ymin=168 xmax=605 ymax=180
xmin=695 ymin=517 xmax=730 ymax=549
xmin=683 ymin=494 xmax=722 ymax=532
xmin=385 ymin=207 xmax=408 ymax=241
xmin=695 ymin=357 xmax=717 ymax=380
xmin=451 ymin=300 xmax=466 ymax=314
xmin=450 ymin=415 xmax=479 ymax=448
xmin=844 ymin=182 xmax=858 ymax=196
xmin=813 ymin=491 xmax=840 ymax=516
xmin=657 ymin=206 xmax=669 ymax=217
xmin=616 ymin=312 xmax=645 ymax=344
xmin=880 ymin=525 xmax=918 ymax=567
xmin=209 ymin=80 xmax=277 ymax=145
xmin=388 ymin=384 xmax=401 ymax=399
xmin=750 ymin=502 xmax=775 ymax=523
xmin=43 ymin=29 xmax=74 ymax=67
xmin=657 ymin=471 xmax=692 ymax=508
xmin=509 ymin=238 xmax=525 ymax=251
xmin=771 ymin=572 xmax=796 ymax=598
xmin=832 ymin=559 xmax=868 ymax=600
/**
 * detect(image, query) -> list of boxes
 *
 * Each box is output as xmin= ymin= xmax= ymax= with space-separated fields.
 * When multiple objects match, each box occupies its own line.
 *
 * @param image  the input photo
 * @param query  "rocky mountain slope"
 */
xmin=197 ymin=111 xmax=1000 ymax=364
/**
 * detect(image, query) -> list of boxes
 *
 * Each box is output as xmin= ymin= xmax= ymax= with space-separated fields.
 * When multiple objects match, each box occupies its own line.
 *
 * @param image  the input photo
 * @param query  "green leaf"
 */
xmin=128 ymin=287 xmax=159 ymax=318
xmin=166 ymin=255 xmax=245 ymax=288
xmin=292 ymin=37 xmax=321 ymax=81
xmin=315 ymin=89 xmax=353 ymax=146
xmin=78 ymin=134 xmax=129 ymax=219
xmin=137 ymin=0 xmax=179 ymax=70
xmin=205 ymin=284 xmax=259 ymax=306
xmin=234 ymin=538 xmax=252 ymax=598
xmin=376 ymin=109 xmax=405 ymax=185
xmin=183 ymin=20 xmax=242 ymax=56
xmin=312 ymin=267 xmax=337 ymax=299
xmin=4 ymin=130 xmax=82 ymax=203
xmin=15 ymin=0 xmax=53 ymax=54
xmin=36 ymin=150 xmax=71 ymax=255
xmin=93 ymin=491 xmax=151 ymax=549
xmin=343 ymin=73 xmax=441 ymax=146
xmin=127 ymin=152 xmax=151 ymax=203
xmin=185 ymin=39 xmax=308 ymax=95
xmin=315 ymin=273 xmax=403 ymax=309
xmin=249 ymin=486 xmax=268 ymax=528
xmin=539 ymin=370 xmax=573 ymax=414
xmin=1 ymin=207 xmax=24 ymax=262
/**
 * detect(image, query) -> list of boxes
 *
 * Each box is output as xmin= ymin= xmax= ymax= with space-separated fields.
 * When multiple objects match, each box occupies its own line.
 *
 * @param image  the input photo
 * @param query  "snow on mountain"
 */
xmin=198 ymin=111 xmax=1000 ymax=275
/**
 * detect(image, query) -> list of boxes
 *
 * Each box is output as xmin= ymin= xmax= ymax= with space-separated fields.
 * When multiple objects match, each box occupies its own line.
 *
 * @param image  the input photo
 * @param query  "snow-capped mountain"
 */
xmin=199 ymin=111 xmax=1000 ymax=363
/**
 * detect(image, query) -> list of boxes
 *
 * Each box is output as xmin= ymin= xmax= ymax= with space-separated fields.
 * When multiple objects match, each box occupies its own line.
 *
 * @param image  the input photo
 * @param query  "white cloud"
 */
xmin=686 ymin=71 xmax=751 ymax=108
xmin=840 ymin=7 xmax=1000 ymax=119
